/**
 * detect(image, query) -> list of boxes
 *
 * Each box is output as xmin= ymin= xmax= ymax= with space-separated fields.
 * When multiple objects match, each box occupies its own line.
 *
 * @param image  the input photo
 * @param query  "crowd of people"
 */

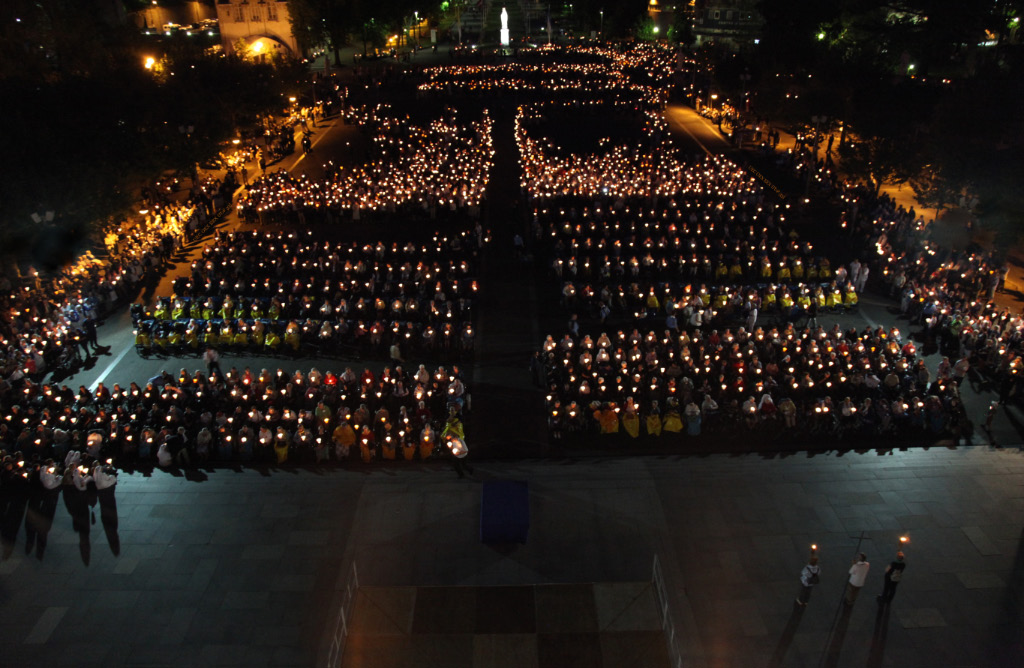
xmin=0 ymin=167 xmax=240 ymax=384
xmin=518 ymin=105 xmax=752 ymax=199
xmin=0 ymin=364 xmax=470 ymax=468
xmin=237 ymin=106 xmax=494 ymax=223
xmin=532 ymin=158 xmax=1019 ymax=442
xmin=134 ymin=227 xmax=482 ymax=362
xmin=417 ymin=42 xmax=675 ymax=108
xmin=0 ymin=444 xmax=119 ymax=562
xmin=528 ymin=127 xmax=1014 ymax=443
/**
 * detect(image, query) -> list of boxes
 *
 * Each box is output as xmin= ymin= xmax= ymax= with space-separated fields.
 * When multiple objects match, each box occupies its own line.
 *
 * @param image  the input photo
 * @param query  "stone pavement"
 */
xmin=2 ymin=446 xmax=1022 ymax=667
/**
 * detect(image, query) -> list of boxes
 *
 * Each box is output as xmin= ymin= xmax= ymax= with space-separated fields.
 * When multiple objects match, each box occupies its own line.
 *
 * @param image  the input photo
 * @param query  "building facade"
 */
xmin=215 ymin=0 xmax=298 ymax=61
xmin=693 ymin=0 xmax=763 ymax=48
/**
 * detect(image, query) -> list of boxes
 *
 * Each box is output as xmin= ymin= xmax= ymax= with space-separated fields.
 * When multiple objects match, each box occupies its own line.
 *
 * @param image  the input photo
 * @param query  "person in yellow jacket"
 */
xmin=827 ymin=286 xmax=842 ymax=309
xmin=844 ymin=286 xmax=858 ymax=308
xmin=284 ymin=322 xmax=301 ymax=351
xmin=184 ymin=322 xmax=200 ymax=350
xmin=220 ymin=322 xmax=234 ymax=346
xmin=441 ymin=411 xmax=465 ymax=442
xmin=792 ymin=260 xmax=805 ymax=280
xmin=219 ymin=296 xmax=235 ymax=321
xmin=134 ymin=327 xmax=151 ymax=352
xmin=646 ymin=400 xmax=663 ymax=436
xmin=171 ymin=299 xmax=186 ymax=320
xmin=152 ymin=327 xmax=170 ymax=351
xmin=596 ymin=403 xmax=620 ymax=434
xmin=167 ymin=327 xmax=183 ymax=348
xmin=153 ymin=301 xmax=170 ymax=320
xmin=265 ymin=328 xmax=282 ymax=351
xmin=780 ymin=292 xmax=795 ymax=310
xmin=189 ymin=300 xmax=202 ymax=320
xmin=251 ymin=320 xmax=265 ymax=347
xmin=201 ymin=299 xmax=215 ymax=321
xmin=760 ymin=261 xmax=773 ymax=280
xmin=332 ymin=420 xmax=356 ymax=460
xmin=814 ymin=287 xmax=827 ymax=309
xmin=232 ymin=323 xmax=249 ymax=348
xmin=250 ymin=301 xmax=263 ymax=320
xmin=419 ymin=423 xmax=435 ymax=460
xmin=818 ymin=259 xmax=832 ymax=279
xmin=662 ymin=399 xmax=683 ymax=433
xmin=274 ymin=427 xmax=290 ymax=463
xmin=777 ymin=265 xmax=792 ymax=282
xmin=441 ymin=411 xmax=473 ymax=477
xmin=381 ymin=427 xmax=397 ymax=460
xmin=645 ymin=290 xmax=660 ymax=313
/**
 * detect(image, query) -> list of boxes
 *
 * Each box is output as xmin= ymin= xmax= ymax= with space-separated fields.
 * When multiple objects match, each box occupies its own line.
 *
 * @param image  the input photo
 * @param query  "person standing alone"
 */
xmin=845 ymin=553 xmax=870 ymax=606
xmin=796 ymin=556 xmax=820 ymax=607
xmin=877 ymin=551 xmax=906 ymax=605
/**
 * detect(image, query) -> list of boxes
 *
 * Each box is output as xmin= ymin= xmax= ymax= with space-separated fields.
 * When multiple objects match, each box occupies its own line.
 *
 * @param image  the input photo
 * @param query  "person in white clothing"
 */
xmin=26 ymin=461 xmax=64 ymax=559
xmin=845 ymin=553 xmax=870 ymax=606
xmin=157 ymin=442 xmax=174 ymax=468
xmin=855 ymin=265 xmax=869 ymax=292
xmin=93 ymin=463 xmax=118 ymax=490
xmin=71 ymin=463 xmax=92 ymax=491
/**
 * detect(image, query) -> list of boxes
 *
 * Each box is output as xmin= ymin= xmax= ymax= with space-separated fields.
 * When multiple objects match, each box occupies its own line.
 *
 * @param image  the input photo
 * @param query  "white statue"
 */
xmin=500 ymin=7 xmax=510 ymax=46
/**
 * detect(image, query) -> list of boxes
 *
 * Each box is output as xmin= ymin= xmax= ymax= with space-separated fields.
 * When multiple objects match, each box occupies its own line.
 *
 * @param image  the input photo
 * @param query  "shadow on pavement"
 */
xmin=766 ymin=606 xmax=804 ymax=668
xmin=866 ymin=603 xmax=891 ymax=668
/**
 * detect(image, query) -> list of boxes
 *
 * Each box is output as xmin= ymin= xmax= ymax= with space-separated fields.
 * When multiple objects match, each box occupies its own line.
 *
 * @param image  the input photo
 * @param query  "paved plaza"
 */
xmin=1 ymin=445 xmax=1022 ymax=667
xmin=5 ymin=41 xmax=1024 ymax=668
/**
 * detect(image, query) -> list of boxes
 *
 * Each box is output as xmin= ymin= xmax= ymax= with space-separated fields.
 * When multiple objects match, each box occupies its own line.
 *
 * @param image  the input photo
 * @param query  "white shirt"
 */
xmin=848 ymin=560 xmax=870 ymax=587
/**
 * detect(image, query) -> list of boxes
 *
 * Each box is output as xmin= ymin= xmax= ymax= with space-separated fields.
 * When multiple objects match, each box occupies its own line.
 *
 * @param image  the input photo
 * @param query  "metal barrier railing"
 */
xmin=326 ymin=561 xmax=360 ymax=668
xmin=652 ymin=553 xmax=685 ymax=668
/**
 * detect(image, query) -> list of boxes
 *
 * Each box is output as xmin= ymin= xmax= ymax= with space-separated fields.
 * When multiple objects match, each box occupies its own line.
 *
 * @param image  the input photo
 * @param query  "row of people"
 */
xmin=560 ymin=281 xmax=858 ymax=325
xmin=139 ymin=292 xmax=473 ymax=327
xmin=548 ymin=385 xmax=970 ymax=441
xmin=1 ymin=365 xmax=469 ymax=466
xmin=540 ymin=324 xmax=931 ymax=413
xmin=133 ymin=318 xmax=474 ymax=359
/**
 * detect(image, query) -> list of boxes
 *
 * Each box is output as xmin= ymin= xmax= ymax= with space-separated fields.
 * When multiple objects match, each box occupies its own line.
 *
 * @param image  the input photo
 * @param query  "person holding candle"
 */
xmin=877 ymin=551 xmax=906 ymax=605
xmin=796 ymin=555 xmax=821 ymax=607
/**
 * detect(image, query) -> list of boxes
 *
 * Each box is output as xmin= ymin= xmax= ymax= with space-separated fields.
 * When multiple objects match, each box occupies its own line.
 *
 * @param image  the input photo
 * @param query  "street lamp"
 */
xmin=599 ymin=9 xmax=604 ymax=36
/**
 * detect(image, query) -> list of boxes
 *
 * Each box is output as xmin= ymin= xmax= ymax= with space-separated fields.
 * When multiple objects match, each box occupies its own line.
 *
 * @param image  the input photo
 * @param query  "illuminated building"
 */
xmin=215 ymin=0 xmax=298 ymax=61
